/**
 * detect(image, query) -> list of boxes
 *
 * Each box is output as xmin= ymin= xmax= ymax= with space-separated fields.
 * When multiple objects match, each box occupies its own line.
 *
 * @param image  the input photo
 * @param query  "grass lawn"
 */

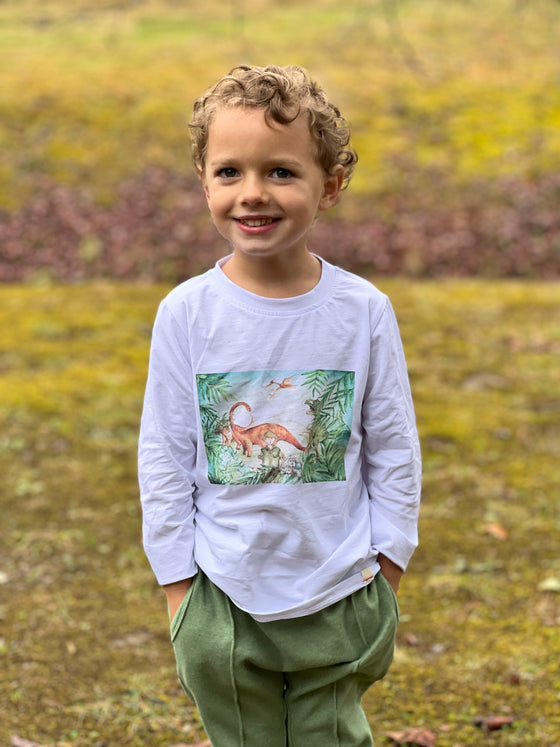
xmin=1 ymin=1 xmax=559 ymax=744
xmin=0 ymin=279 xmax=558 ymax=746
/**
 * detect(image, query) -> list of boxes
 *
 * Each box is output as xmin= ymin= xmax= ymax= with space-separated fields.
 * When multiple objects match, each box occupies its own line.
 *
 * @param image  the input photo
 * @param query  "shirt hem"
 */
xmin=205 ymin=562 xmax=381 ymax=623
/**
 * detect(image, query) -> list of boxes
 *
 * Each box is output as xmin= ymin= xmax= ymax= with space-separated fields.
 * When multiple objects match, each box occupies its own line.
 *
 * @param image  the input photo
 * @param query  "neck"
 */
xmin=222 ymin=250 xmax=322 ymax=298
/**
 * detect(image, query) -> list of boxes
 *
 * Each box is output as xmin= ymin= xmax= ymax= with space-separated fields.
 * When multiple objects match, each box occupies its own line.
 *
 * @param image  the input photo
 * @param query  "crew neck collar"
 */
xmin=212 ymin=254 xmax=335 ymax=316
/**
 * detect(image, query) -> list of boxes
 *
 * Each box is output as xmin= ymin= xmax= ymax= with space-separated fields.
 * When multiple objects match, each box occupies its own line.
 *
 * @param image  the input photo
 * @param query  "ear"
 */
xmin=318 ymin=165 xmax=344 ymax=212
xmin=197 ymin=166 xmax=210 ymax=202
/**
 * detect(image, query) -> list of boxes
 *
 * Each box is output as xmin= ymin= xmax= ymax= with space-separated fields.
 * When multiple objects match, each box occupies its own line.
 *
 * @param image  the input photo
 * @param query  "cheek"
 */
xmin=205 ymin=191 xmax=225 ymax=216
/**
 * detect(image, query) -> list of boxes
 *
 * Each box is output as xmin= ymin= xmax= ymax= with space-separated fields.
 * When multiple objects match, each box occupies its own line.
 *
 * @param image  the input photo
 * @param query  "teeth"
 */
xmin=240 ymin=218 xmax=275 ymax=227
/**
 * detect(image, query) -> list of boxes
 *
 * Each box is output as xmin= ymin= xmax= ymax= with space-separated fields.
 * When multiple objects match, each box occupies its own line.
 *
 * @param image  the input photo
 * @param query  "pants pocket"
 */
xmin=377 ymin=570 xmax=400 ymax=621
xmin=171 ymin=581 xmax=198 ymax=700
xmin=353 ymin=573 xmax=399 ymax=685
xmin=170 ymin=575 xmax=197 ymax=641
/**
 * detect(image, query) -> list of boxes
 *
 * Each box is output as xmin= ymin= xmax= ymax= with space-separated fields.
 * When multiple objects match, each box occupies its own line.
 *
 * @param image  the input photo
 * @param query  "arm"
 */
xmin=363 ymin=299 xmax=422 ymax=583
xmin=378 ymin=553 xmax=403 ymax=595
xmin=139 ymin=301 xmax=199 ymax=591
xmin=164 ymin=577 xmax=194 ymax=621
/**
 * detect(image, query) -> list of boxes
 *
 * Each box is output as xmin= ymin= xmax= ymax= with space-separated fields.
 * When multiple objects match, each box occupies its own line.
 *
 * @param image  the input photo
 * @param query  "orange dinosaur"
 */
xmin=228 ymin=401 xmax=307 ymax=458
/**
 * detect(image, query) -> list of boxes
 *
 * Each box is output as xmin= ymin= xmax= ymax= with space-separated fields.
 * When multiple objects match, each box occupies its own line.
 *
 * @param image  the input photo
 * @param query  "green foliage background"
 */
xmin=1 ymin=0 xmax=559 ymax=209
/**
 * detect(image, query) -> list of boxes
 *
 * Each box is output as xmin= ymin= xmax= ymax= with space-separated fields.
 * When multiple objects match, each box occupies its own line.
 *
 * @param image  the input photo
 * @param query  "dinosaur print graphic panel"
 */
xmin=196 ymin=369 xmax=355 ymax=485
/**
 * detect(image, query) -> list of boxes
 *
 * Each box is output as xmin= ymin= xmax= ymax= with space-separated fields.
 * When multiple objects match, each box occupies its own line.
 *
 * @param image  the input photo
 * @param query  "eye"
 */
xmin=270 ymin=167 xmax=293 ymax=179
xmin=217 ymin=167 xmax=239 ymax=178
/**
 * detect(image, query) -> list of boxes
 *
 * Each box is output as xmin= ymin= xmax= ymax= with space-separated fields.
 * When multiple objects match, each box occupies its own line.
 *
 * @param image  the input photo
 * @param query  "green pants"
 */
xmin=171 ymin=570 xmax=399 ymax=747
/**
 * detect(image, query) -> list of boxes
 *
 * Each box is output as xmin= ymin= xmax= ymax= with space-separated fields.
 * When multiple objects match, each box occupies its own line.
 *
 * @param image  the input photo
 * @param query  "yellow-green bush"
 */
xmin=1 ymin=0 xmax=559 ymax=208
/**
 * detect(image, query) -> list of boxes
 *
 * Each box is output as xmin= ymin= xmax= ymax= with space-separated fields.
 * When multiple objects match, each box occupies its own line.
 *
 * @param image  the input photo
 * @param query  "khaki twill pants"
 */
xmin=171 ymin=570 xmax=399 ymax=747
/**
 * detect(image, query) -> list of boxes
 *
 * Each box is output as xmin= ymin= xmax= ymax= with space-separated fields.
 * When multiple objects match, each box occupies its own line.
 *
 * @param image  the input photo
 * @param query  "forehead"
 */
xmin=205 ymin=106 xmax=316 ymax=162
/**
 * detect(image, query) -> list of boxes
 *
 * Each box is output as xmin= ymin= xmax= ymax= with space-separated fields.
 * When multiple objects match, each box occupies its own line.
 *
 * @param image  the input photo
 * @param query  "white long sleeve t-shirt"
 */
xmin=139 ymin=256 xmax=421 ymax=621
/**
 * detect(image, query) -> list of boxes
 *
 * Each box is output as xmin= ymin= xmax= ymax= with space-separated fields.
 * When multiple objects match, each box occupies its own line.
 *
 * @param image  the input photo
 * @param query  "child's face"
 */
xmin=200 ymin=106 xmax=343 ymax=263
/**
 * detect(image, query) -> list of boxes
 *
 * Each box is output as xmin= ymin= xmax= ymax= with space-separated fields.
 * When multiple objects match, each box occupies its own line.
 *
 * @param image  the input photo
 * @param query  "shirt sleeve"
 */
xmin=362 ymin=297 xmax=421 ymax=571
xmin=138 ymin=300 xmax=199 ymax=585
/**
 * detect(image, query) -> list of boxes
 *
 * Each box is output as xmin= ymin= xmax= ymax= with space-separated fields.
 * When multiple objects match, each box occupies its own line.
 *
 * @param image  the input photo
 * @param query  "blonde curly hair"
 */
xmin=189 ymin=65 xmax=358 ymax=190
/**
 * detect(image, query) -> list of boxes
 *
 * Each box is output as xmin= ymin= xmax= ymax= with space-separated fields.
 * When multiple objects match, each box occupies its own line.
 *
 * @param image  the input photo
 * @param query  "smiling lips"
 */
xmin=236 ymin=216 xmax=280 ymax=228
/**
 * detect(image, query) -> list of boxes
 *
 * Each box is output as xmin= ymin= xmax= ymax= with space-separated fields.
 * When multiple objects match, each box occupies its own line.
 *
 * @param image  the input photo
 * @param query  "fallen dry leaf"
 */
xmin=385 ymin=727 xmax=437 ymax=746
xmin=482 ymin=522 xmax=509 ymax=540
xmin=473 ymin=715 xmax=515 ymax=732
xmin=11 ymin=736 xmax=45 ymax=747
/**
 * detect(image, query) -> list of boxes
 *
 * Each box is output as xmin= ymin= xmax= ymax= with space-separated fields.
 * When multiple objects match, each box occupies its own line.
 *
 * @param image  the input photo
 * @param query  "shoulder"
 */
xmin=165 ymin=267 xmax=214 ymax=304
xmin=328 ymin=261 xmax=386 ymax=299
xmin=148 ymin=267 xmax=218 ymax=346
xmin=328 ymin=262 xmax=390 ymax=320
xmin=158 ymin=265 xmax=216 ymax=318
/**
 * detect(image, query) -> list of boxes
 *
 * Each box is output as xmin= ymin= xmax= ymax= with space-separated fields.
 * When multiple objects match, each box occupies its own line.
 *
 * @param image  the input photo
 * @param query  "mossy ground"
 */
xmin=1 ymin=1 xmax=559 ymax=743
xmin=1 ymin=280 xmax=558 ymax=746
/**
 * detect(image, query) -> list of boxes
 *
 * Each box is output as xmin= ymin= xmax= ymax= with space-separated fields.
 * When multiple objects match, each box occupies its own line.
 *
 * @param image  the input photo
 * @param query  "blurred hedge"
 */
xmin=1 ymin=168 xmax=559 ymax=282
xmin=1 ymin=0 xmax=559 ymax=279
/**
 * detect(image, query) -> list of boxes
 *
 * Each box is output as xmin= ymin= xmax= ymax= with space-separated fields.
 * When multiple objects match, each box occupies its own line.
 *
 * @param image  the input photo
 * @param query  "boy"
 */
xmin=139 ymin=65 xmax=421 ymax=746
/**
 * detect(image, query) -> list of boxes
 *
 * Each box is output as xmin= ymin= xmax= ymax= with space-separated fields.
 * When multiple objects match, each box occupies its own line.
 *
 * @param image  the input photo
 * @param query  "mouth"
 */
xmin=235 ymin=217 xmax=280 ymax=227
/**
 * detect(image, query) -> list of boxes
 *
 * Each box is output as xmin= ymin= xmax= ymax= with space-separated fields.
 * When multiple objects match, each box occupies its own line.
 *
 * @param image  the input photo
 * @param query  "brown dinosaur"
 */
xmin=228 ymin=401 xmax=307 ymax=458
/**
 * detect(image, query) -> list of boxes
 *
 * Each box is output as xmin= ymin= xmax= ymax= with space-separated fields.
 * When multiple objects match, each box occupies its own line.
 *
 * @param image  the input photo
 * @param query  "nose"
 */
xmin=240 ymin=173 xmax=269 ymax=205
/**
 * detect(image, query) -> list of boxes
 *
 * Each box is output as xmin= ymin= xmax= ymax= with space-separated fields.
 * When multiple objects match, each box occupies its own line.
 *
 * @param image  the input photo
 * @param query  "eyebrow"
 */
xmin=207 ymin=157 xmax=304 ymax=170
